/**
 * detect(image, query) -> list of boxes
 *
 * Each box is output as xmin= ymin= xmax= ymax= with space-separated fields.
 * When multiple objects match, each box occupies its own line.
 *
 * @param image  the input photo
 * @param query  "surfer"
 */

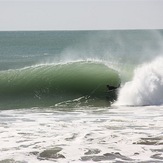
xmin=107 ymin=84 xmax=120 ymax=92
xmin=106 ymin=84 xmax=120 ymax=101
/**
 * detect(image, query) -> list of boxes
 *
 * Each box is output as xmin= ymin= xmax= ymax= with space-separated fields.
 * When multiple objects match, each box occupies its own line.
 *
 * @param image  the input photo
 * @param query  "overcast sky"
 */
xmin=0 ymin=0 xmax=163 ymax=31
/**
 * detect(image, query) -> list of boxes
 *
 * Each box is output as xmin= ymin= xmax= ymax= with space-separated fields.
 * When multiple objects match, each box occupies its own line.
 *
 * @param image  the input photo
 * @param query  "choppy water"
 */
xmin=0 ymin=30 xmax=163 ymax=162
xmin=0 ymin=107 xmax=163 ymax=162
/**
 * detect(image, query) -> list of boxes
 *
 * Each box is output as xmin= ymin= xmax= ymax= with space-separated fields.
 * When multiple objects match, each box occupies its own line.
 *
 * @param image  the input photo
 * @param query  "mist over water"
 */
xmin=54 ymin=30 xmax=163 ymax=84
xmin=1 ymin=30 xmax=163 ymax=68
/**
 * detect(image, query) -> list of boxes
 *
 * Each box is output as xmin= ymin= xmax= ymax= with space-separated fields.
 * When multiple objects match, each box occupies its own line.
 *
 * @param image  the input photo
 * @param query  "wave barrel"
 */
xmin=0 ymin=61 xmax=120 ymax=109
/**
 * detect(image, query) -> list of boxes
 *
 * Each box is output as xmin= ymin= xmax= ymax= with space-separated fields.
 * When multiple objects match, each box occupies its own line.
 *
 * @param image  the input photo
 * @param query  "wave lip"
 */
xmin=0 ymin=61 xmax=120 ymax=109
xmin=114 ymin=57 xmax=163 ymax=106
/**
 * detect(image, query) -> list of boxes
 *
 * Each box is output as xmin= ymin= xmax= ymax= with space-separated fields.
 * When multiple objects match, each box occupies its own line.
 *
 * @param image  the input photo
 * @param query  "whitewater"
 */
xmin=0 ymin=30 xmax=163 ymax=162
xmin=115 ymin=57 xmax=163 ymax=106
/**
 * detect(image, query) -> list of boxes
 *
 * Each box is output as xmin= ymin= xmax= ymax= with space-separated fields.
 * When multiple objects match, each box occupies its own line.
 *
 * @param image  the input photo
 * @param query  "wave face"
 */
xmin=0 ymin=61 xmax=120 ymax=109
xmin=114 ymin=57 xmax=163 ymax=106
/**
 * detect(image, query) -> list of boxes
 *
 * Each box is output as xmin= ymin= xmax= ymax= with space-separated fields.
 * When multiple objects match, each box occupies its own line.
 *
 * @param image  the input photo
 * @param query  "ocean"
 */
xmin=0 ymin=30 xmax=163 ymax=162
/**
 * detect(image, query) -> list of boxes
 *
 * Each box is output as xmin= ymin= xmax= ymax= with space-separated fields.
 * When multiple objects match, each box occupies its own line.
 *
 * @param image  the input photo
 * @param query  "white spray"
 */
xmin=114 ymin=56 xmax=163 ymax=106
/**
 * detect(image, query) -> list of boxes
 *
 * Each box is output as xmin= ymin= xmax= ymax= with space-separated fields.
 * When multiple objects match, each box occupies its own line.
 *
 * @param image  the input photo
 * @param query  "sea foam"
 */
xmin=114 ymin=56 xmax=163 ymax=106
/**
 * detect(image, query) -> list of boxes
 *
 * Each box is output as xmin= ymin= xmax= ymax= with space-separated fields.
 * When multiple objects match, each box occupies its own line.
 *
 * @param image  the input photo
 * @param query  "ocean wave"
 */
xmin=0 ymin=61 xmax=120 ymax=109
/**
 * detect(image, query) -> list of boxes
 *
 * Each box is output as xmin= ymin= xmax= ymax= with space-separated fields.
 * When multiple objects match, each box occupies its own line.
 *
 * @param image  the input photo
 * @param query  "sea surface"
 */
xmin=0 ymin=30 xmax=163 ymax=162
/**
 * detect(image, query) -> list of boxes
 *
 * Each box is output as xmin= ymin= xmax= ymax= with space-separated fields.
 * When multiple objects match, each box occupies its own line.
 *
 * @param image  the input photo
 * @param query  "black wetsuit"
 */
xmin=107 ymin=84 xmax=120 ymax=91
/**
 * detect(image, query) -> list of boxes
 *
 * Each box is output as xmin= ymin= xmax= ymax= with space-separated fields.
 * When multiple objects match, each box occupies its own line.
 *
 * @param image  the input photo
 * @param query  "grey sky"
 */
xmin=0 ymin=0 xmax=163 ymax=31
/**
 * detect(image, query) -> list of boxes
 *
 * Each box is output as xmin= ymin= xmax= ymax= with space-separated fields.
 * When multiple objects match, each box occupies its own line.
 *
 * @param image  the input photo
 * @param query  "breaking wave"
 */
xmin=114 ymin=57 xmax=163 ymax=106
xmin=0 ymin=61 xmax=120 ymax=109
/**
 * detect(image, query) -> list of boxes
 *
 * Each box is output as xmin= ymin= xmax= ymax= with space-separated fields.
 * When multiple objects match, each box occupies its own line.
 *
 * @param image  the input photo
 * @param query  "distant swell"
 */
xmin=0 ymin=61 xmax=120 ymax=109
xmin=114 ymin=57 xmax=163 ymax=106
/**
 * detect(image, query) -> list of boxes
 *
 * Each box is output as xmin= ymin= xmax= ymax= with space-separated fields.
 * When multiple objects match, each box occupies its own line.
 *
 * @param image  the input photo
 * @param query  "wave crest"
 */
xmin=114 ymin=57 xmax=163 ymax=106
xmin=0 ymin=61 xmax=120 ymax=109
